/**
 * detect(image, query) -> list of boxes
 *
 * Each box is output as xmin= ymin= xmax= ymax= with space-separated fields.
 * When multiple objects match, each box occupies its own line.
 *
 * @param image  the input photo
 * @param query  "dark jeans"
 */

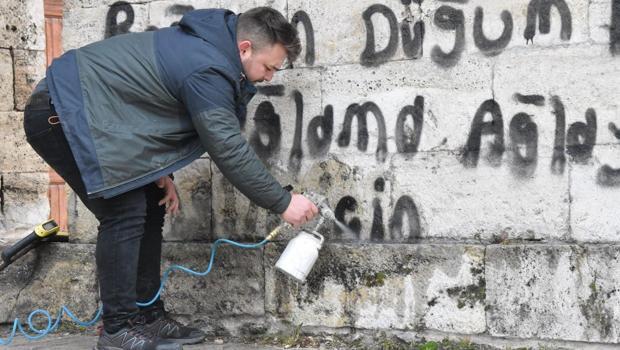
xmin=23 ymin=79 xmax=166 ymax=333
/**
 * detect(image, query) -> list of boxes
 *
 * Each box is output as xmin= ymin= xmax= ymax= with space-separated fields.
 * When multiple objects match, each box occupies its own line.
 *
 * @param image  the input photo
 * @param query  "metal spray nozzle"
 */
xmin=303 ymin=191 xmax=334 ymax=220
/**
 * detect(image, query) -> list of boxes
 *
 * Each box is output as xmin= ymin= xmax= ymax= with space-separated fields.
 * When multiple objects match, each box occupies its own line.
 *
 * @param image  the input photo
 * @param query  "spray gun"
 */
xmin=267 ymin=191 xmax=336 ymax=283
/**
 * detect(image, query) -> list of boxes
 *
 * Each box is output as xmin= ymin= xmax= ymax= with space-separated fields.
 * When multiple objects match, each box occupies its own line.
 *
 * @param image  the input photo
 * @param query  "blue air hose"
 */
xmin=0 ymin=237 xmax=270 ymax=346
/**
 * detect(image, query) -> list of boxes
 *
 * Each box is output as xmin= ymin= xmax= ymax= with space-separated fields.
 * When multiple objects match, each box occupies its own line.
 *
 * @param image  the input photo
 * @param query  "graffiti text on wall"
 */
xmin=252 ymin=87 xmax=612 ymax=183
xmin=613 ymin=0 xmax=620 ymax=55
xmin=360 ymin=0 xmax=573 ymax=67
xmin=105 ymin=0 xmax=619 ymax=69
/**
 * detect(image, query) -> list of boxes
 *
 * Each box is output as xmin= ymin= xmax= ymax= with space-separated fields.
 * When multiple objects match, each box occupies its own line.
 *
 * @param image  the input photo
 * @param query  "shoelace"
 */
xmin=155 ymin=315 xmax=181 ymax=335
xmin=126 ymin=318 xmax=156 ymax=341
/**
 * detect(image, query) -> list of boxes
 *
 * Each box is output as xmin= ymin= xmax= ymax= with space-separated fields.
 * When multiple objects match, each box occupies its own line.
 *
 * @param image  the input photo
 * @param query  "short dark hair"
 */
xmin=237 ymin=7 xmax=301 ymax=64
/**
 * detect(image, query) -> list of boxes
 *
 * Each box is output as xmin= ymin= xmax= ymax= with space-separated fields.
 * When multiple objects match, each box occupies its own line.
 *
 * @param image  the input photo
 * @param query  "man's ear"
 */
xmin=238 ymin=40 xmax=252 ymax=56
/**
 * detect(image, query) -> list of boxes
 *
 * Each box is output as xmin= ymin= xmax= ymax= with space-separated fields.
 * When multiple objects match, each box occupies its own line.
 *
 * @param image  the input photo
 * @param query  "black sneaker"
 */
xmin=95 ymin=318 xmax=182 ymax=350
xmin=142 ymin=312 xmax=206 ymax=345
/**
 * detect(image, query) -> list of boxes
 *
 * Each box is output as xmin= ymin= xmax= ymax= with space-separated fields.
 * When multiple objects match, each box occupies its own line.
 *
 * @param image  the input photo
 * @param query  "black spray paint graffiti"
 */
xmin=244 ymin=89 xmax=336 ymax=181
xmin=613 ymin=0 xmax=620 ymax=55
xmin=370 ymin=177 xmax=385 ymax=241
xmin=105 ymin=1 xmax=620 ymax=66
xmin=105 ymin=2 xmax=316 ymax=66
xmin=361 ymin=4 xmax=400 ymax=67
xmin=401 ymin=11 xmax=425 ymax=59
xmin=337 ymin=102 xmax=388 ymax=163
xmin=597 ymin=122 xmax=620 ymax=186
xmin=550 ymin=96 xmax=566 ymax=174
xmin=106 ymin=3 xmax=196 ymax=34
xmin=253 ymin=88 xmax=335 ymax=175
xmin=549 ymin=95 xmax=597 ymax=168
xmin=253 ymin=86 xmax=605 ymax=182
xmin=289 ymin=91 xmax=304 ymax=173
xmin=335 ymin=196 xmax=361 ymax=237
xmin=462 ymin=95 xmax=598 ymax=176
xmin=566 ymin=108 xmax=597 ymax=163
xmin=334 ymin=178 xmax=421 ymax=242
xmin=360 ymin=3 xmax=425 ymax=67
xmin=473 ymin=7 xmax=513 ymax=57
xmin=524 ymin=0 xmax=572 ymax=44
xmin=360 ymin=0 xmax=579 ymax=68
xmin=389 ymin=195 xmax=421 ymax=242
xmin=395 ymin=96 xmax=424 ymax=154
xmin=432 ymin=5 xmax=466 ymax=68
xmin=251 ymin=89 xmax=424 ymax=165
xmin=461 ymin=99 xmax=505 ymax=168
xmin=102 ymin=2 xmax=614 ymax=185
xmin=291 ymin=11 xmax=316 ymax=66
xmin=515 ymin=93 xmax=545 ymax=106
xmin=105 ymin=1 xmax=134 ymax=38
xmin=509 ymin=113 xmax=538 ymax=177
xmin=307 ymin=105 xmax=334 ymax=158
xmin=250 ymin=101 xmax=281 ymax=162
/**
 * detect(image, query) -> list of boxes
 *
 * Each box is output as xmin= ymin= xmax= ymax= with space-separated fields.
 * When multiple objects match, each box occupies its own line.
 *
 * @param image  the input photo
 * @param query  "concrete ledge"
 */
xmin=0 ymin=243 xmax=98 ymax=324
xmin=265 ymin=243 xmax=487 ymax=334
xmin=487 ymin=244 xmax=620 ymax=343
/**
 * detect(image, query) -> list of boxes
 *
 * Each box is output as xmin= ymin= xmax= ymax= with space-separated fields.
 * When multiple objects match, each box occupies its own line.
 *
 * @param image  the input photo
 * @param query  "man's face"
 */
xmin=238 ymin=41 xmax=287 ymax=83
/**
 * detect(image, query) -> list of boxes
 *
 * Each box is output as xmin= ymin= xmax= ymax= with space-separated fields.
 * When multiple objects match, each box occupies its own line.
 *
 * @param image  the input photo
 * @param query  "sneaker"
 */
xmin=94 ymin=318 xmax=182 ymax=350
xmin=142 ymin=312 xmax=206 ymax=345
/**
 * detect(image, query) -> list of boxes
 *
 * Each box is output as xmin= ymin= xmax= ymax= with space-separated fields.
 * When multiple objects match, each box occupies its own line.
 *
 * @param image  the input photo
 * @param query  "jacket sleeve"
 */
xmin=180 ymin=67 xmax=291 ymax=214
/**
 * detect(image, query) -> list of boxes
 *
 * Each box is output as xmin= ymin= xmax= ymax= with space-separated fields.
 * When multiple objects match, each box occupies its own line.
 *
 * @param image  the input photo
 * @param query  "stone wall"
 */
xmin=0 ymin=1 xmax=48 ymax=241
xmin=1 ymin=0 xmax=619 ymax=348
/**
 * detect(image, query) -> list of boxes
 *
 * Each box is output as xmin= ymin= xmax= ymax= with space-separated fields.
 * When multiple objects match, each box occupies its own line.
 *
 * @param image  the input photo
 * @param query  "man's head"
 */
xmin=237 ymin=7 xmax=301 ymax=83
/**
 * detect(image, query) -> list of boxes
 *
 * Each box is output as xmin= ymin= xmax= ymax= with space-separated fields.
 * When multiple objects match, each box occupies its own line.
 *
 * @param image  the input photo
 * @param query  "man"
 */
xmin=23 ymin=7 xmax=318 ymax=350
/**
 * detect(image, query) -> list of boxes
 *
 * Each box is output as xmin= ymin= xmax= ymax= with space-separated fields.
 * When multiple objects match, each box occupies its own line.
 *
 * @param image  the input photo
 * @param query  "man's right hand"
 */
xmin=281 ymin=193 xmax=319 ymax=227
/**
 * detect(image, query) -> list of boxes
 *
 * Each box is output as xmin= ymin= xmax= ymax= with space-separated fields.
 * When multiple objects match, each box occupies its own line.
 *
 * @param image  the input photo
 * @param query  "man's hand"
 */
xmin=281 ymin=193 xmax=319 ymax=227
xmin=155 ymin=176 xmax=180 ymax=216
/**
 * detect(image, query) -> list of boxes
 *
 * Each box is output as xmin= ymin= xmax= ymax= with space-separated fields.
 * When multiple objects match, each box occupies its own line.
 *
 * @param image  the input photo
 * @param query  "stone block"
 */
xmin=0 ymin=0 xmax=45 ymax=50
xmin=159 ymin=242 xmax=265 ymax=333
xmin=163 ymin=158 xmax=212 ymax=242
xmin=0 ymin=244 xmax=37 ymax=323
xmin=486 ymin=244 xmax=620 ymax=343
xmin=590 ymin=0 xmax=614 ymax=45
xmin=0 ymin=243 xmax=99 ymax=326
xmin=571 ymin=145 xmax=620 ymax=243
xmin=265 ymin=243 xmax=486 ymax=334
xmin=0 ymin=172 xmax=49 ymax=241
xmin=211 ymin=165 xmax=283 ymax=241
xmin=0 ymin=112 xmax=48 ymax=173
xmin=393 ymin=152 xmax=569 ymax=241
xmin=0 ymin=50 xmax=13 ymax=111
xmin=62 ymin=4 xmax=149 ymax=50
xmin=13 ymin=49 xmax=45 ymax=111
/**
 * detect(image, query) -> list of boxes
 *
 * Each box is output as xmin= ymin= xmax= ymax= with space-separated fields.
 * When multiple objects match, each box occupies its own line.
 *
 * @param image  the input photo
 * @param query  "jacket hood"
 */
xmin=179 ymin=9 xmax=242 ymax=72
